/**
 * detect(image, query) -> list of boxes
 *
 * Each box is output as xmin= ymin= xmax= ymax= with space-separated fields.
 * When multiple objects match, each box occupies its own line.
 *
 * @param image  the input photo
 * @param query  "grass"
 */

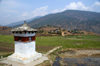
xmin=36 ymin=35 xmax=100 ymax=48
xmin=0 ymin=35 xmax=14 ymax=43
xmin=0 ymin=35 xmax=100 ymax=56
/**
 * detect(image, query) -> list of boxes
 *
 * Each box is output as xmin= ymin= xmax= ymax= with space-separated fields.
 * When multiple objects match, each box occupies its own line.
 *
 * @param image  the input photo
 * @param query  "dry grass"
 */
xmin=36 ymin=46 xmax=55 ymax=53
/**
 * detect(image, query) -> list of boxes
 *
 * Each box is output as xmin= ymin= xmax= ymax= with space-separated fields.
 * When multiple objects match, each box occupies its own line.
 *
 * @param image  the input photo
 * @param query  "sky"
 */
xmin=0 ymin=0 xmax=100 ymax=25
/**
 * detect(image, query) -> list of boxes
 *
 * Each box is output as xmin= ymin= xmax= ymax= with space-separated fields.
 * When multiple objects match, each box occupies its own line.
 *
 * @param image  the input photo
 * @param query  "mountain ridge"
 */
xmin=8 ymin=10 xmax=100 ymax=34
xmin=6 ymin=16 xmax=41 ymax=27
xmin=27 ymin=10 xmax=100 ymax=34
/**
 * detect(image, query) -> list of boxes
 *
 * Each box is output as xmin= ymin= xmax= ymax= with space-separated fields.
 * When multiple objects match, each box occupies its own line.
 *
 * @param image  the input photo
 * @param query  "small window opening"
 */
xmin=16 ymin=32 xmax=18 ymax=34
xmin=12 ymin=32 xmax=14 ymax=34
xmin=28 ymin=32 xmax=30 ymax=34
xmin=19 ymin=32 xmax=22 ymax=34
xmin=19 ymin=37 xmax=21 ymax=41
xmin=32 ymin=32 xmax=34 ymax=33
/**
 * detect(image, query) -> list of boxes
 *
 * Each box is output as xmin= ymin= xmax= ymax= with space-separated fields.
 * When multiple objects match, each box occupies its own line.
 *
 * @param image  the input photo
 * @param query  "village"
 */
xmin=36 ymin=25 xmax=99 ymax=36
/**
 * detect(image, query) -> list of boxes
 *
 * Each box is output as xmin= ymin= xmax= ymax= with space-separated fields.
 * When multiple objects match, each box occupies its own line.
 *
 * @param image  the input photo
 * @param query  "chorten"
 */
xmin=7 ymin=21 xmax=42 ymax=64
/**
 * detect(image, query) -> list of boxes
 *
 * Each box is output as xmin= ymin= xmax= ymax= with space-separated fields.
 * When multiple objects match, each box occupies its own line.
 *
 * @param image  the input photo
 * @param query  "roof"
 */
xmin=11 ymin=21 xmax=37 ymax=32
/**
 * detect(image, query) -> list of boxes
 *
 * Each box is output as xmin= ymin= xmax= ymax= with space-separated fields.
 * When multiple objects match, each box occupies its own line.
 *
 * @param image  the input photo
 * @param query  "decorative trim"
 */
xmin=14 ymin=33 xmax=35 ymax=37
xmin=14 ymin=36 xmax=35 ymax=42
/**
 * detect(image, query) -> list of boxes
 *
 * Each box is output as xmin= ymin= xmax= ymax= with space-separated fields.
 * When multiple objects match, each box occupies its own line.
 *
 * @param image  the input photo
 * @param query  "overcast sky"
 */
xmin=0 ymin=0 xmax=100 ymax=25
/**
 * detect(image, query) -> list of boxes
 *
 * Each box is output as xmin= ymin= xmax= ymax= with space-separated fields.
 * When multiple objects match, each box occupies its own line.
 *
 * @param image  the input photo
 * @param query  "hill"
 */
xmin=0 ymin=26 xmax=12 ymax=35
xmin=27 ymin=10 xmax=100 ymax=34
xmin=6 ymin=16 xmax=41 ymax=27
xmin=37 ymin=26 xmax=64 ymax=32
xmin=36 ymin=26 xmax=100 ymax=36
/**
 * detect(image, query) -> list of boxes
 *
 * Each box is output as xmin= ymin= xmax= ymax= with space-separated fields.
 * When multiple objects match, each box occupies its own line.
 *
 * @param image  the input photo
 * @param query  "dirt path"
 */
xmin=45 ymin=46 xmax=62 ymax=56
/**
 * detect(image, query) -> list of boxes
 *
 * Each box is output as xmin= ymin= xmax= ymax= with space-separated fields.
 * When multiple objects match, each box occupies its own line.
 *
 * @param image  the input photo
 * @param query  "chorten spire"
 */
xmin=11 ymin=21 xmax=37 ymax=32
xmin=24 ymin=21 xmax=26 ymax=24
xmin=22 ymin=21 xmax=28 ymax=27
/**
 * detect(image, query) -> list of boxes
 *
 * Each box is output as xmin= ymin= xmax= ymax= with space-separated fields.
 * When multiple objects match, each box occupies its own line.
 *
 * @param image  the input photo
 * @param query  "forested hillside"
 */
xmin=9 ymin=10 xmax=100 ymax=34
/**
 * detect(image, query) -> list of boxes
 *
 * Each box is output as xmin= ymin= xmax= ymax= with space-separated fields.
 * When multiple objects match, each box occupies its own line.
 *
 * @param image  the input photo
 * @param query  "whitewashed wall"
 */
xmin=15 ymin=41 xmax=36 ymax=57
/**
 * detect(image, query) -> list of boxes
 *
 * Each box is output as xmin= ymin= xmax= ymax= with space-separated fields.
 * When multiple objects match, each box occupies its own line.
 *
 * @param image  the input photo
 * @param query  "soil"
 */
xmin=58 ymin=49 xmax=100 ymax=58
xmin=53 ymin=49 xmax=100 ymax=66
xmin=36 ymin=46 xmax=55 ymax=53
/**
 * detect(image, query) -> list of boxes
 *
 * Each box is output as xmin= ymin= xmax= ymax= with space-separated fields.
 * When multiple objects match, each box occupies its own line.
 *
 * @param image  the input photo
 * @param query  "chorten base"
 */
xmin=7 ymin=52 xmax=42 ymax=64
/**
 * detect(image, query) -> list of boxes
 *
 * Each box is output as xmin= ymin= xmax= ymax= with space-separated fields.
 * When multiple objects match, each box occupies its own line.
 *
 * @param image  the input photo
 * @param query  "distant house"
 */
xmin=68 ymin=29 xmax=80 ymax=34
xmin=54 ymin=29 xmax=60 ymax=33
xmin=49 ymin=30 xmax=53 ymax=33
xmin=73 ymin=29 xmax=80 ymax=32
xmin=49 ymin=29 xmax=60 ymax=34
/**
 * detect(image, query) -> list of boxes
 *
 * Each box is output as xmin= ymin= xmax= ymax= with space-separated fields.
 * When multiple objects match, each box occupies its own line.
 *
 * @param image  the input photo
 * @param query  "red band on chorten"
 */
xmin=14 ymin=36 xmax=35 ymax=42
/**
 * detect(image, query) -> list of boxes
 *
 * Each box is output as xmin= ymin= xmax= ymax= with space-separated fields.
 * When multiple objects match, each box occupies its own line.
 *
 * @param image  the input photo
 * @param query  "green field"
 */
xmin=0 ymin=35 xmax=100 ymax=56
xmin=36 ymin=35 xmax=100 ymax=48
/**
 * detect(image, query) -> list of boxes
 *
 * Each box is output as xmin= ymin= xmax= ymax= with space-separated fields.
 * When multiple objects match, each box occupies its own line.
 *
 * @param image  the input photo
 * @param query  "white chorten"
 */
xmin=7 ymin=21 xmax=42 ymax=64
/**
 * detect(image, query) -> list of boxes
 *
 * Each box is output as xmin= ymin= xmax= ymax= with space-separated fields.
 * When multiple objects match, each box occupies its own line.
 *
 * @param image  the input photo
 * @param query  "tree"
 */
xmin=59 ymin=27 xmax=61 ymax=30
xmin=62 ymin=29 xmax=66 ymax=31
xmin=47 ymin=24 xmax=50 ymax=27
